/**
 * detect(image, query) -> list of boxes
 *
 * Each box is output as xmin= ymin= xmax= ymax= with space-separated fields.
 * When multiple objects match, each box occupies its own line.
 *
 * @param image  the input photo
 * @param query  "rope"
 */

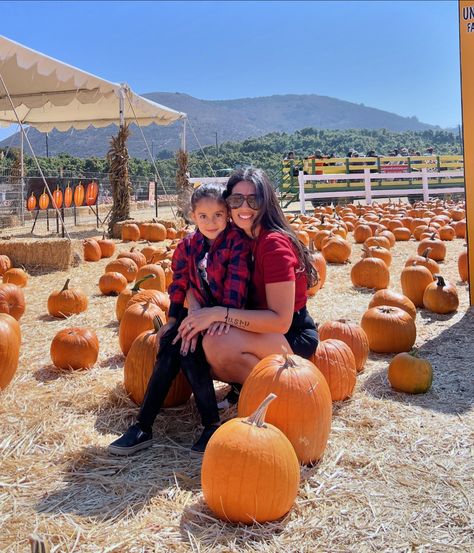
xmin=125 ymin=91 xmax=177 ymax=219
xmin=0 ymin=71 xmax=71 ymax=240
xmin=185 ymin=117 xmax=217 ymax=177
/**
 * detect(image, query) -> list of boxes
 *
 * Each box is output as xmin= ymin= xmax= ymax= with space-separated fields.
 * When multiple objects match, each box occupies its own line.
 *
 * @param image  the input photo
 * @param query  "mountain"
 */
xmin=0 ymin=92 xmax=439 ymax=159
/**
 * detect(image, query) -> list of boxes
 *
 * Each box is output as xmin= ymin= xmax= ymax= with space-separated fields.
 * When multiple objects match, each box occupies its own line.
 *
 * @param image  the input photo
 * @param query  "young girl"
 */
xmin=108 ymin=183 xmax=251 ymax=456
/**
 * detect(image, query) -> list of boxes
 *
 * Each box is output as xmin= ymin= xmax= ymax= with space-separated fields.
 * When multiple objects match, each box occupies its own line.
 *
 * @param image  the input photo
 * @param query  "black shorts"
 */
xmin=284 ymin=307 xmax=318 ymax=359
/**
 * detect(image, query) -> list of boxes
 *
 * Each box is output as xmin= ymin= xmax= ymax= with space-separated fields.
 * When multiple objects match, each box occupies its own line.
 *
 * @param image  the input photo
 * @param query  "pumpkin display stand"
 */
xmin=0 ymin=238 xmax=83 ymax=270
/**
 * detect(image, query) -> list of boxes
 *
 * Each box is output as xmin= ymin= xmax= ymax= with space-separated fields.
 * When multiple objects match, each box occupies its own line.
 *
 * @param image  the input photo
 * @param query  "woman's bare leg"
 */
xmin=203 ymin=328 xmax=292 ymax=384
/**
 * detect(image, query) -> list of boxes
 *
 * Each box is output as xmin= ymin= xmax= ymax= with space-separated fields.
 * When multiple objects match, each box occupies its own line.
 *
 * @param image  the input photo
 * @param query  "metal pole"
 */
xmin=20 ymin=127 xmax=25 ymax=225
xmin=45 ymin=132 xmax=49 ymax=157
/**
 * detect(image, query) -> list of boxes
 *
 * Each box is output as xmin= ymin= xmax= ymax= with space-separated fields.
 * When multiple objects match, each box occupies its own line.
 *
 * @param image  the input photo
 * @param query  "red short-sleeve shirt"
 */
xmin=249 ymin=229 xmax=308 ymax=311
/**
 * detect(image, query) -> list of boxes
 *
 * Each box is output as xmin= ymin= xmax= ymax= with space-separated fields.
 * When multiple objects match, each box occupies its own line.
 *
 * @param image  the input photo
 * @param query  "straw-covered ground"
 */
xmin=0 ymin=218 xmax=473 ymax=553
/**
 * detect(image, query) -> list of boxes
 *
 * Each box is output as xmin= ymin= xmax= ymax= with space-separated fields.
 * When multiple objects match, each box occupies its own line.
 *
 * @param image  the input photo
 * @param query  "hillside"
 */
xmin=0 ymin=92 xmax=438 ymax=159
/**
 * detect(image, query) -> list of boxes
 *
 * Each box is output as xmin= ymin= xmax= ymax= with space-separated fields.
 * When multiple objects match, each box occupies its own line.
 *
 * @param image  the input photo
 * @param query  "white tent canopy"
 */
xmin=0 ymin=35 xmax=186 ymax=131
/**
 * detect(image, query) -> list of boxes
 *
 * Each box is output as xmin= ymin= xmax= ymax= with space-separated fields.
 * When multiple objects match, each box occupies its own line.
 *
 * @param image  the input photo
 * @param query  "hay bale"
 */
xmin=0 ymin=238 xmax=83 ymax=270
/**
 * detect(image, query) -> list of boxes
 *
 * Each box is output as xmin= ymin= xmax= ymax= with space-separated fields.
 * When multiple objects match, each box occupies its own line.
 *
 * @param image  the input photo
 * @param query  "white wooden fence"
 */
xmin=298 ymin=169 xmax=464 ymax=214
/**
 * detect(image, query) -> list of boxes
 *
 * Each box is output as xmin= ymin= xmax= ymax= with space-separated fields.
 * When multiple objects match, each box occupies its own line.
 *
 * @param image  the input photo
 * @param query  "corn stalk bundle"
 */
xmin=107 ymin=124 xmax=131 ymax=237
xmin=8 ymin=149 xmax=21 ymax=185
xmin=175 ymin=148 xmax=193 ymax=222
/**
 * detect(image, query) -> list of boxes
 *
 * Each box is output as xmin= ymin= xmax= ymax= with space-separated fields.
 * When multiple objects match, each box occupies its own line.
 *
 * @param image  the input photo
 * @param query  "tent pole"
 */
xmin=20 ymin=127 xmax=25 ymax=226
xmin=119 ymin=86 xmax=125 ymax=129
xmin=181 ymin=118 xmax=187 ymax=151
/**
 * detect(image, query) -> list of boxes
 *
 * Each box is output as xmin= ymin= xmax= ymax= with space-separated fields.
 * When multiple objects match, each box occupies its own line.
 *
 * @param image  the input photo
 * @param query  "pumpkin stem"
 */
xmin=152 ymin=316 xmax=163 ymax=332
xmin=131 ymin=274 xmax=154 ymax=291
xmin=245 ymin=393 xmax=277 ymax=427
xmin=61 ymin=278 xmax=70 ymax=292
xmin=435 ymin=274 xmax=446 ymax=287
xmin=421 ymin=248 xmax=432 ymax=260
xmin=281 ymin=348 xmax=296 ymax=369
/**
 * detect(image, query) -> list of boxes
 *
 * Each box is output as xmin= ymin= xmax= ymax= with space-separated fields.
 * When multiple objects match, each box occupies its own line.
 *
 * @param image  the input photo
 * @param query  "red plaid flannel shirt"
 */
xmin=168 ymin=223 xmax=252 ymax=318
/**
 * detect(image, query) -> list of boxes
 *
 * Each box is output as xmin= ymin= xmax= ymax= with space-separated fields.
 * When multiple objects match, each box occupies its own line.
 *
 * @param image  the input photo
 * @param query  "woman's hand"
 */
xmin=206 ymin=321 xmax=230 ymax=336
xmin=174 ymin=306 xmax=225 ymax=343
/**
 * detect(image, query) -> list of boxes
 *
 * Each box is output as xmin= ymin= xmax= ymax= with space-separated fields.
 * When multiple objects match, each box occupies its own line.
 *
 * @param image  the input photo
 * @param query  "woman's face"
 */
xmin=227 ymin=180 xmax=260 ymax=237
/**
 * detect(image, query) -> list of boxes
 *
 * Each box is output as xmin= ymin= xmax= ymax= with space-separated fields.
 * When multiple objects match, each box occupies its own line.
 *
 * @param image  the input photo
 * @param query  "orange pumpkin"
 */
xmin=458 ymin=248 xmax=468 ymax=282
xmin=119 ymin=301 xmax=166 ymax=356
xmin=2 ymin=268 xmax=28 ymax=288
xmin=97 ymin=234 xmax=116 ymax=258
xmin=361 ymin=306 xmax=416 ymax=353
xmin=238 ymin=353 xmax=332 ymax=464
xmin=85 ymin=181 xmax=99 ymax=206
xmin=105 ymin=258 xmax=138 ymax=283
xmin=26 ymin=193 xmax=37 ymax=211
xmin=73 ymin=183 xmax=85 ymax=207
xmin=0 ymin=313 xmax=21 ymax=390
xmin=318 ymin=319 xmax=369 ymax=372
xmin=47 ymin=279 xmax=88 ymax=318
xmin=351 ymin=256 xmax=390 ymax=290
xmin=202 ymin=393 xmax=300 ymax=524
xmin=64 ymin=183 xmax=73 ymax=208
xmin=52 ymin=186 xmax=63 ymax=209
xmin=0 ymin=255 xmax=11 ymax=276
xmin=0 ymin=283 xmax=26 ymax=320
xmin=121 ymin=223 xmax=141 ymax=242
xmin=368 ymin=289 xmax=417 ymax=320
xmin=400 ymin=265 xmax=434 ymax=307
xmin=50 ymin=327 xmax=99 ymax=370
xmin=83 ymin=239 xmax=102 ymax=262
xmin=39 ymin=188 xmax=50 ymax=210
xmin=98 ymin=271 xmax=128 ymax=296
xmin=388 ymin=352 xmax=433 ymax=394
xmin=124 ymin=317 xmax=192 ymax=407
xmin=422 ymin=275 xmax=459 ymax=314
xmin=311 ymin=339 xmax=357 ymax=401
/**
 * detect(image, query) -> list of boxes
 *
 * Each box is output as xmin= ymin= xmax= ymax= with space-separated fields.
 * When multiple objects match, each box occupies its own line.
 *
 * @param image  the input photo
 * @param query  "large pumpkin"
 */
xmin=50 ymin=327 xmax=99 ymax=370
xmin=202 ymin=393 xmax=300 ymax=524
xmin=458 ymin=248 xmax=468 ymax=282
xmin=47 ymin=279 xmax=88 ymax=318
xmin=422 ymin=275 xmax=459 ymax=314
xmin=321 ymin=236 xmax=351 ymax=263
xmin=318 ymin=319 xmax=369 ymax=372
xmin=238 ymin=353 xmax=332 ymax=464
xmin=388 ymin=352 xmax=433 ymax=394
xmin=124 ymin=317 xmax=192 ymax=407
xmin=361 ymin=306 xmax=416 ymax=353
xmin=121 ymin=223 xmax=141 ymax=242
xmin=135 ymin=264 xmax=167 ymax=292
xmin=311 ymin=339 xmax=357 ymax=401
xmin=123 ymin=288 xmax=170 ymax=319
xmin=0 ymin=283 xmax=26 ymax=320
xmin=0 ymin=313 xmax=21 ymax=390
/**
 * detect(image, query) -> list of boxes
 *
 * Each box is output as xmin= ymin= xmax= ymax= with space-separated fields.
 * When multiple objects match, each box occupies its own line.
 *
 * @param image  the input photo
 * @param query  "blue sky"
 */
xmin=0 ymin=0 xmax=461 ymax=142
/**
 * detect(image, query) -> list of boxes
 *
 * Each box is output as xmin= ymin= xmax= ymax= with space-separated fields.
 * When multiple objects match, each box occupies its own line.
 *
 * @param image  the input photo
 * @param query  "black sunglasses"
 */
xmin=226 ymin=193 xmax=261 ymax=210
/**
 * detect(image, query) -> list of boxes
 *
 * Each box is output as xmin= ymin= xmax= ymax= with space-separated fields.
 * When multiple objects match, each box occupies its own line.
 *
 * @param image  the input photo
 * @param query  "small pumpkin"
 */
xmin=0 ymin=254 xmax=12 ymax=276
xmin=98 ymin=271 xmax=128 ymax=296
xmin=83 ymin=239 xmax=102 ymax=262
xmin=97 ymin=233 xmax=116 ymax=258
xmin=50 ymin=327 xmax=99 ymax=370
xmin=105 ymin=258 xmax=138 ymax=283
xmin=3 ymin=267 xmax=28 ymax=288
xmin=121 ymin=222 xmax=141 ymax=242
xmin=0 ymin=283 xmax=26 ymax=320
xmin=422 ymin=275 xmax=459 ymax=314
xmin=202 ymin=393 xmax=300 ymax=524
xmin=388 ymin=352 xmax=433 ymax=394
xmin=458 ymin=247 xmax=468 ymax=282
xmin=47 ymin=279 xmax=88 ymax=318
xmin=115 ymin=275 xmax=157 ymax=321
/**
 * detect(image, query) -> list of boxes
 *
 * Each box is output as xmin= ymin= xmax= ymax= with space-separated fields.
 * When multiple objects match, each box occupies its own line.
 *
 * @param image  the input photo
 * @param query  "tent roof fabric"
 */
xmin=0 ymin=35 xmax=186 ymax=131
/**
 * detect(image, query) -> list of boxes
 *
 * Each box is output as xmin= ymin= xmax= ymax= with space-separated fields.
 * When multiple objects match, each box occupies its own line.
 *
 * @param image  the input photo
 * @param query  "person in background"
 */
xmin=108 ymin=183 xmax=252 ymax=456
xmin=175 ymin=167 xmax=319 ymax=406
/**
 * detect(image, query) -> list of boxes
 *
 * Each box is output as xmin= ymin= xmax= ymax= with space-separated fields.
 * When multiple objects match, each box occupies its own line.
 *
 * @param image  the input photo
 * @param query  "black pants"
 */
xmin=138 ymin=315 xmax=219 ymax=430
xmin=284 ymin=307 xmax=319 ymax=359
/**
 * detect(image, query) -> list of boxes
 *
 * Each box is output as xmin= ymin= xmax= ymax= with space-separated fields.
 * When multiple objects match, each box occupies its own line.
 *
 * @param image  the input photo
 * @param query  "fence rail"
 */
xmin=297 ymin=169 xmax=464 ymax=214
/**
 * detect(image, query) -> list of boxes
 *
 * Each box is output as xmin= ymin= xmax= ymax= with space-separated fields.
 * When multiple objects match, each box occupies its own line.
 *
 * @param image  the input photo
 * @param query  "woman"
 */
xmin=177 ymin=167 xmax=319 ymax=394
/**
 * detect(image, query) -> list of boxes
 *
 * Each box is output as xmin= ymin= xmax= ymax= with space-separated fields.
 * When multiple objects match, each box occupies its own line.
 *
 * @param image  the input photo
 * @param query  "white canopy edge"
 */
xmin=0 ymin=35 xmax=186 ymax=131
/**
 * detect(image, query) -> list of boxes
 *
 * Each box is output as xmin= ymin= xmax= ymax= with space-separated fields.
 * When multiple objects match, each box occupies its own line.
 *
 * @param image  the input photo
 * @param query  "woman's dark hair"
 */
xmin=189 ymin=182 xmax=227 ymax=212
xmin=224 ymin=167 xmax=318 ymax=288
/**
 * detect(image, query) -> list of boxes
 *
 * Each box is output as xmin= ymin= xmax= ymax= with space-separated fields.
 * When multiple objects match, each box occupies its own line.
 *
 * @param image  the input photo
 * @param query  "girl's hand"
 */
xmin=179 ymin=334 xmax=198 ymax=356
xmin=174 ymin=306 xmax=224 ymax=343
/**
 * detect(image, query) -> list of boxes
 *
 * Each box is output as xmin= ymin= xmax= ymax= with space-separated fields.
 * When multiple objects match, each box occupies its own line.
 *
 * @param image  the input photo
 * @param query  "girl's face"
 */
xmin=227 ymin=180 xmax=261 ymax=237
xmin=190 ymin=198 xmax=228 ymax=242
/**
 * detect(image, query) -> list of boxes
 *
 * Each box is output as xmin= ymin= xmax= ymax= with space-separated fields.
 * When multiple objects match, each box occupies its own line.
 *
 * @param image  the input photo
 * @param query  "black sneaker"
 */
xmin=190 ymin=424 xmax=220 ymax=456
xmin=108 ymin=423 xmax=153 ymax=456
xmin=217 ymin=384 xmax=242 ymax=410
